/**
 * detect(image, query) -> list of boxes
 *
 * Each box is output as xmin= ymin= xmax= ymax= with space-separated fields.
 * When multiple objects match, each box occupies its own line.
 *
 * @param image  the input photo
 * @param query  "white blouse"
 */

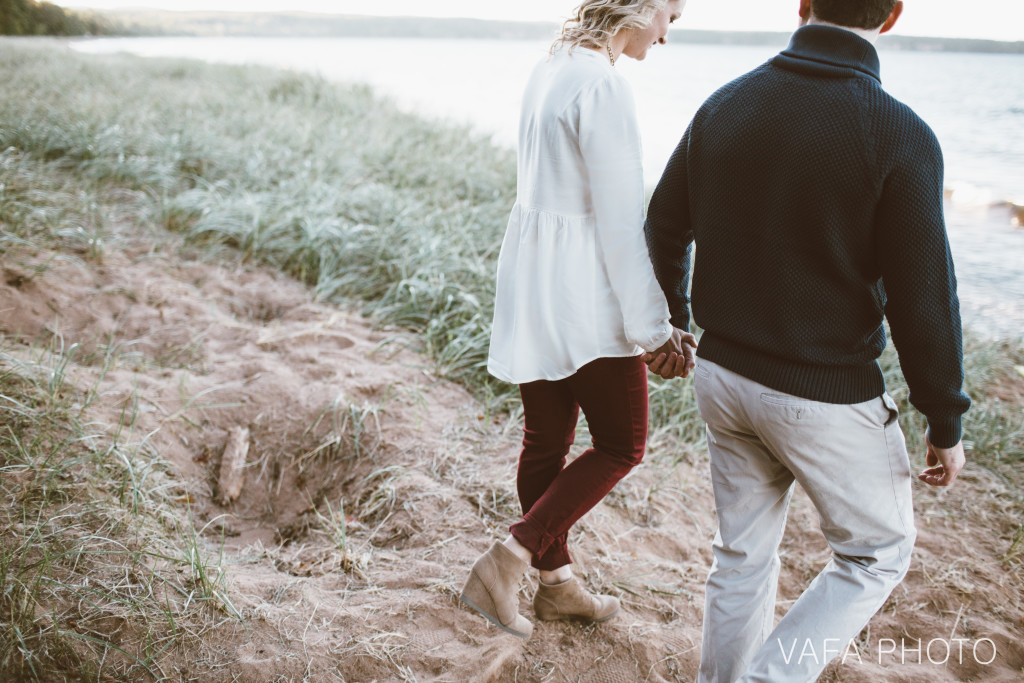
xmin=487 ymin=47 xmax=673 ymax=384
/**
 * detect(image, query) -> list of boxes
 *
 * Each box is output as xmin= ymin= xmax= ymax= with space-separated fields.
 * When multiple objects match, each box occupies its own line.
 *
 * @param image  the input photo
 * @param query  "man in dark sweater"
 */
xmin=644 ymin=1 xmax=971 ymax=681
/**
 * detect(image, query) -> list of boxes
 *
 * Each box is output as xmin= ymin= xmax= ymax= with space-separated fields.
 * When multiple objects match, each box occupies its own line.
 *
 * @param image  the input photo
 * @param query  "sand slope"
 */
xmin=2 ymin=226 xmax=1022 ymax=682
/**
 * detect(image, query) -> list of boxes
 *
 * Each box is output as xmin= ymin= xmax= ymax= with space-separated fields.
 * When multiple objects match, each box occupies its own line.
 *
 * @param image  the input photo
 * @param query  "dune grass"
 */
xmin=1 ymin=38 xmax=1023 ymax=680
xmin=0 ymin=336 xmax=236 ymax=680
xmin=1 ymin=39 xmax=516 ymax=402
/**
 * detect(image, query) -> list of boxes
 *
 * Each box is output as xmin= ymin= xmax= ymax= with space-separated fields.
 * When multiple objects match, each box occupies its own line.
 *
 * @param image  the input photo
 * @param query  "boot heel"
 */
xmin=459 ymin=542 xmax=534 ymax=638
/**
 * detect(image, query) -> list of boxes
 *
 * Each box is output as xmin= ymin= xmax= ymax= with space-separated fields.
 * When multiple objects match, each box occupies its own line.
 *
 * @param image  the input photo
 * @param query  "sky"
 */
xmin=59 ymin=0 xmax=1024 ymax=43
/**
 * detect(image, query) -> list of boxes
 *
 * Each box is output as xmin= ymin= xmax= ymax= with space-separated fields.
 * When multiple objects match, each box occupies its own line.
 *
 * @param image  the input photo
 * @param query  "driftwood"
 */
xmin=217 ymin=426 xmax=250 ymax=505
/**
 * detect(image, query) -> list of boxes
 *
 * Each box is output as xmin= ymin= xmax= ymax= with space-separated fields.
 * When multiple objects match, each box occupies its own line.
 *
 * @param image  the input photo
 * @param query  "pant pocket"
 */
xmin=881 ymin=393 xmax=900 ymax=427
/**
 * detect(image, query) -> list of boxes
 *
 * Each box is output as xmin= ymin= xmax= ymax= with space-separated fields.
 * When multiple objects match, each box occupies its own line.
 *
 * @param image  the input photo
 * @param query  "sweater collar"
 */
xmin=773 ymin=25 xmax=882 ymax=82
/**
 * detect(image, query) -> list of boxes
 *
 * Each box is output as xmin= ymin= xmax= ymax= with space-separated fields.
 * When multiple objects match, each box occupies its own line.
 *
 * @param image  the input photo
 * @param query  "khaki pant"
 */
xmin=694 ymin=360 xmax=916 ymax=683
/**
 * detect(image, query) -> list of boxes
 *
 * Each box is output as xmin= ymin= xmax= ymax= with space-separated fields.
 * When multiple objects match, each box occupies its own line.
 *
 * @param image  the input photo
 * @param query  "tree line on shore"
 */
xmin=0 ymin=0 xmax=118 ymax=36
xmin=2 ymin=1 xmax=1021 ymax=52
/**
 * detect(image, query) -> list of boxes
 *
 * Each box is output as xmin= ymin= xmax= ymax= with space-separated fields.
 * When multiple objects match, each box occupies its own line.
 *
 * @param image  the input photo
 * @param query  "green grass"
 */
xmin=1 ymin=39 xmax=516 ymax=402
xmin=878 ymin=331 xmax=1024 ymax=468
xmin=0 ymin=339 xmax=234 ymax=680
xmin=1 ymin=37 xmax=1022 ymax=680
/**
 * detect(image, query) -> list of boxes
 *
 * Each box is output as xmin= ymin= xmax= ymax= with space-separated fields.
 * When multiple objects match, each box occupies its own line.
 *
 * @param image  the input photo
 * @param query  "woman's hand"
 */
xmin=642 ymin=328 xmax=697 ymax=379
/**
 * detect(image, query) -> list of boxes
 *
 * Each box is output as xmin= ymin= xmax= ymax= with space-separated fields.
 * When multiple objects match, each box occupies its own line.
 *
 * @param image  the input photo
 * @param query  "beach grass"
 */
xmin=1 ymin=38 xmax=1023 ymax=679
xmin=0 ymin=335 xmax=236 ymax=679
xmin=1 ymin=39 xmax=516 ymax=400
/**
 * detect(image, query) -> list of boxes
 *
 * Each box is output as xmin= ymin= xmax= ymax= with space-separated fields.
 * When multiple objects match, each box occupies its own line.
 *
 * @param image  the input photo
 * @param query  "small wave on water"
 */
xmin=943 ymin=194 xmax=1024 ymax=341
xmin=944 ymin=181 xmax=1024 ymax=221
xmin=1004 ymin=201 xmax=1024 ymax=229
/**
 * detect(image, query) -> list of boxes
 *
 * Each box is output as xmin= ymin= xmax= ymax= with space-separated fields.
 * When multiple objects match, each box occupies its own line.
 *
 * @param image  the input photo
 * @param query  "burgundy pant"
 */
xmin=510 ymin=355 xmax=649 ymax=570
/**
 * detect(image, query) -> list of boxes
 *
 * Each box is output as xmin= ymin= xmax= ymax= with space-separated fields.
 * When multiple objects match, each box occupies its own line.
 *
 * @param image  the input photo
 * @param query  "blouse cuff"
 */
xmin=635 ymin=320 xmax=673 ymax=354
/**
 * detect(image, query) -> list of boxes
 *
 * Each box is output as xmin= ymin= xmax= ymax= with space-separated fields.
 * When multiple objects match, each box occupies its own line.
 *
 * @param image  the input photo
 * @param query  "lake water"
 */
xmin=70 ymin=36 xmax=1024 ymax=339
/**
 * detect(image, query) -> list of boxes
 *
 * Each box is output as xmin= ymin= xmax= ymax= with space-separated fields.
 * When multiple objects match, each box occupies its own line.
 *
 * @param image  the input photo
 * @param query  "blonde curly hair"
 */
xmin=553 ymin=0 xmax=670 ymax=54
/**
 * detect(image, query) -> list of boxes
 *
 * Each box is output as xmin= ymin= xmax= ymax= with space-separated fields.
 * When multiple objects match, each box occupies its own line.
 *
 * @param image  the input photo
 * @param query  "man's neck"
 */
xmin=803 ymin=17 xmax=882 ymax=44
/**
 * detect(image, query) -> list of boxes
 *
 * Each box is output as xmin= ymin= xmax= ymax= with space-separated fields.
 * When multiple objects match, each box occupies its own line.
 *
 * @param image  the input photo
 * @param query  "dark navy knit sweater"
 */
xmin=644 ymin=25 xmax=970 ymax=447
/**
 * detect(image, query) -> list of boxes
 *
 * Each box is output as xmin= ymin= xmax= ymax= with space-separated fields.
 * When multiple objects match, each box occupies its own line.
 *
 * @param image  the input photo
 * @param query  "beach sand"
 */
xmin=2 ymin=226 xmax=1022 ymax=681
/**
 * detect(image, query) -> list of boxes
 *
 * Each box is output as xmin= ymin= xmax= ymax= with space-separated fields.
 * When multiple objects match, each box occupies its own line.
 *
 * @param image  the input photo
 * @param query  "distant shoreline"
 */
xmin=92 ymin=11 xmax=1024 ymax=55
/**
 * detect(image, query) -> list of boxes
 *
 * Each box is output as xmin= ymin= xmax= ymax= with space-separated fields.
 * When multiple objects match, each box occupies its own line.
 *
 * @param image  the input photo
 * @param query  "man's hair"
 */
xmin=811 ymin=0 xmax=898 ymax=30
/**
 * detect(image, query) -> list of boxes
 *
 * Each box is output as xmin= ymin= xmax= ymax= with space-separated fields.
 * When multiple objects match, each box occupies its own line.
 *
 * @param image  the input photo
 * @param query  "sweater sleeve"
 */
xmin=644 ymin=121 xmax=695 ymax=331
xmin=579 ymin=73 xmax=672 ymax=352
xmin=874 ymin=123 xmax=971 ymax=447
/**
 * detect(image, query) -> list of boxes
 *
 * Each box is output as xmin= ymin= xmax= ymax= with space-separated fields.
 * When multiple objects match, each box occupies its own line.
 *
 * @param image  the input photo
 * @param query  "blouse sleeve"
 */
xmin=578 ymin=73 xmax=673 ymax=352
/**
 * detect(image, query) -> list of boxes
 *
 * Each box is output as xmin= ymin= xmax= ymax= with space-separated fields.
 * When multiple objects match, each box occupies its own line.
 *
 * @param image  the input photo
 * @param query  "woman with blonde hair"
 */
xmin=460 ymin=0 xmax=693 ymax=639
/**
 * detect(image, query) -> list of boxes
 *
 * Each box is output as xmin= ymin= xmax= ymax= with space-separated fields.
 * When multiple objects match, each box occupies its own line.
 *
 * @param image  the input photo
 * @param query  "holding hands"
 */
xmin=642 ymin=327 xmax=697 ymax=380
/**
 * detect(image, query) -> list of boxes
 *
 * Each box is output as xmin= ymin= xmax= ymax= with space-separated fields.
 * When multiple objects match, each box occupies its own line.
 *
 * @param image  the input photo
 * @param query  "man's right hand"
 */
xmin=917 ymin=432 xmax=966 ymax=487
xmin=642 ymin=328 xmax=697 ymax=380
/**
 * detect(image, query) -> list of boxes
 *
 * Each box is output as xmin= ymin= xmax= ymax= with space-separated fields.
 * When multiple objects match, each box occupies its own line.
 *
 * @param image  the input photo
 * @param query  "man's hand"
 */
xmin=917 ymin=432 xmax=966 ymax=487
xmin=641 ymin=328 xmax=697 ymax=380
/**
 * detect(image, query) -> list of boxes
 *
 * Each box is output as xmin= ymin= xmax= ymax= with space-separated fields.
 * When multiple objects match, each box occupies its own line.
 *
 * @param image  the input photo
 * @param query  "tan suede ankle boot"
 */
xmin=533 ymin=576 xmax=620 ymax=622
xmin=460 ymin=542 xmax=533 ymax=638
